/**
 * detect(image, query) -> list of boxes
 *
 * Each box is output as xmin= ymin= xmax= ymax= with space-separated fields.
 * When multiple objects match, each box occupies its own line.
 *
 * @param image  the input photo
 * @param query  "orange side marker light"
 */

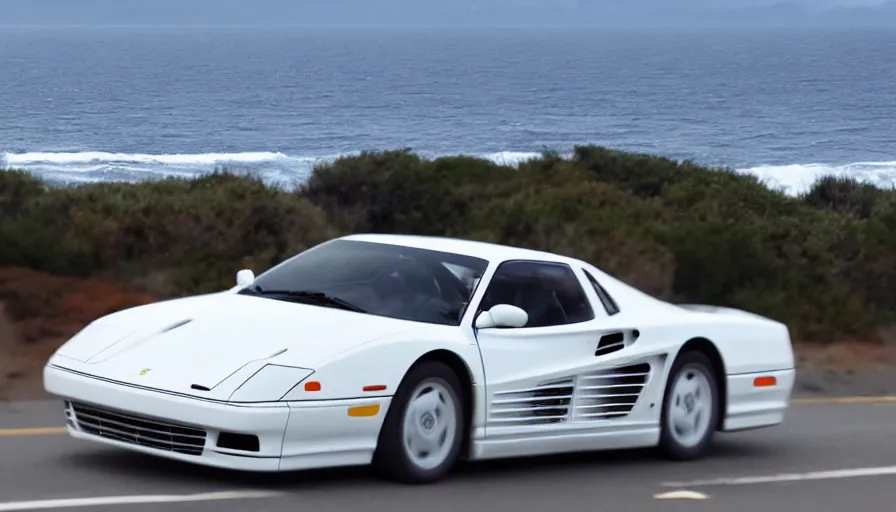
xmin=348 ymin=404 xmax=380 ymax=417
xmin=304 ymin=381 xmax=321 ymax=392
xmin=753 ymin=376 xmax=777 ymax=387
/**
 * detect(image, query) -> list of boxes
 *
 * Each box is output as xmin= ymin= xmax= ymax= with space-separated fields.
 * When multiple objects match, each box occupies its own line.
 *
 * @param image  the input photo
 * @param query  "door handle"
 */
xmin=595 ymin=330 xmax=638 ymax=356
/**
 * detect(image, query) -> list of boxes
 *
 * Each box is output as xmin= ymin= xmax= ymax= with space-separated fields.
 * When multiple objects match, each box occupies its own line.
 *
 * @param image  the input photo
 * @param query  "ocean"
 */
xmin=1 ymin=25 xmax=895 ymax=195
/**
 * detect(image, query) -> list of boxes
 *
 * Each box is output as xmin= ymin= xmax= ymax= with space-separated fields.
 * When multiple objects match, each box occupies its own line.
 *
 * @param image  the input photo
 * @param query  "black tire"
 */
xmin=373 ymin=360 xmax=465 ymax=484
xmin=658 ymin=350 xmax=720 ymax=461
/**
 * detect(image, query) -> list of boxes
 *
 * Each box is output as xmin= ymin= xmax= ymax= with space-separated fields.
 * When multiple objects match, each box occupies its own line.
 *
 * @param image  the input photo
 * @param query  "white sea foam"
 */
xmin=477 ymin=151 xmax=544 ymax=167
xmin=3 ymin=150 xmax=896 ymax=196
xmin=3 ymin=151 xmax=293 ymax=165
xmin=0 ymin=151 xmax=338 ymax=186
xmin=737 ymin=161 xmax=896 ymax=196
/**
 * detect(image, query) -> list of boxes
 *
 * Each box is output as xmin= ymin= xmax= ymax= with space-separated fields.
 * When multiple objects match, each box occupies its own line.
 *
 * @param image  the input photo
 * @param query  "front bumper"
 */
xmin=44 ymin=365 xmax=391 ymax=472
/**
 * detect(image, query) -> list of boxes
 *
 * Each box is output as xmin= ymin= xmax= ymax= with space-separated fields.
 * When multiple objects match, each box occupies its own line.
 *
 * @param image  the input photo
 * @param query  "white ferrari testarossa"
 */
xmin=44 ymin=234 xmax=795 ymax=483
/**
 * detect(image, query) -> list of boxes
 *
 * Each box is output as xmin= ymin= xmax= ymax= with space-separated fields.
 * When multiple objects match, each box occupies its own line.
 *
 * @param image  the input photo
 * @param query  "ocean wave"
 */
xmin=2 ymin=150 xmax=542 ymax=167
xmin=3 ymin=150 xmax=896 ymax=195
xmin=737 ymin=161 xmax=896 ymax=195
xmin=0 ymin=151 xmax=318 ymax=183
xmin=0 ymin=150 xmax=545 ymax=186
xmin=2 ymin=151 xmax=298 ymax=165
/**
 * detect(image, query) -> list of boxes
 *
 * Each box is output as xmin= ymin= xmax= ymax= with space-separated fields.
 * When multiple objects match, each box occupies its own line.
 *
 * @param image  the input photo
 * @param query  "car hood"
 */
xmin=51 ymin=292 xmax=420 ymax=398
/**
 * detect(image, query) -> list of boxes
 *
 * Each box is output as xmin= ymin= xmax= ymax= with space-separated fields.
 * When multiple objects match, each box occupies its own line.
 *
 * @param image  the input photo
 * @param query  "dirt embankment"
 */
xmin=0 ymin=267 xmax=157 ymax=401
xmin=2 ymin=265 xmax=896 ymax=401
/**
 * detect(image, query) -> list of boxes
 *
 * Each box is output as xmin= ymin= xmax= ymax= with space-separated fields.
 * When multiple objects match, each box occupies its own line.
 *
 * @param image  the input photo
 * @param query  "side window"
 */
xmin=583 ymin=269 xmax=621 ymax=316
xmin=480 ymin=261 xmax=594 ymax=328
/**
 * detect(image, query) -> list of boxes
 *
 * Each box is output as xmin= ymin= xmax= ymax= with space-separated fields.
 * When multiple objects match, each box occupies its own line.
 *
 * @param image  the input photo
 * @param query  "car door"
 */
xmin=472 ymin=259 xmax=645 ymax=440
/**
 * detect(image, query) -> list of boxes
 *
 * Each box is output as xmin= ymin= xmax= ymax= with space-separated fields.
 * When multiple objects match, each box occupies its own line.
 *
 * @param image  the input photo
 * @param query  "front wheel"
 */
xmin=373 ymin=361 xmax=465 ymax=484
xmin=658 ymin=350 xmax=720 ymax=460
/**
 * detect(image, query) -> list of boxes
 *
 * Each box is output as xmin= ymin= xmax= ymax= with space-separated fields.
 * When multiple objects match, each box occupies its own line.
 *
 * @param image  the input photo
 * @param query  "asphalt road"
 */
xmin=2 ymin=397 xmax=896 ymax=511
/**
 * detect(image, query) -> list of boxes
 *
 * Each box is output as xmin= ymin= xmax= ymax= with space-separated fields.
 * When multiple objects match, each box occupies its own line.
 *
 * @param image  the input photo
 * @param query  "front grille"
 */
xmin=69 ymin=401 xmax=207 ymax=456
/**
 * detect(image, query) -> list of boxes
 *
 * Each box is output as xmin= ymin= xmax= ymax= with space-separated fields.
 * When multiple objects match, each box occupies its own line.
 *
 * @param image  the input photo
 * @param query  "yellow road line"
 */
xmin=0 ymin=427 xmax=67 ymax=437
xmin=791 ymin=396 xmax=896 ymax=404
xmin=794 ymin=396 xmax=896 ymax=404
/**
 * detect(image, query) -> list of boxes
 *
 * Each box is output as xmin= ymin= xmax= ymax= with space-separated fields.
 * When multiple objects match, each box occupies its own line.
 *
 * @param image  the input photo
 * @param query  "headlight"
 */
xmin=228 ymin=364 xmax=314 ymax=403
xmin=54 ymin=322 xmax=134 ymax=363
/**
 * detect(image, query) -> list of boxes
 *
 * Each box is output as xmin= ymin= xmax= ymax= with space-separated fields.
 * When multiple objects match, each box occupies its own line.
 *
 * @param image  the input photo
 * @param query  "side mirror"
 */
xmin=236 ymin=269 xmax=255 ymax=288
xmin=475 ymin=304 xmax=528 ymax=329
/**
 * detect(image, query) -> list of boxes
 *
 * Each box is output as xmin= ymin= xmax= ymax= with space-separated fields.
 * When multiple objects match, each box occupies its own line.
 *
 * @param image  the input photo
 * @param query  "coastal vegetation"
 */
xmin=3 ymin=145 xmax=896 ymax=344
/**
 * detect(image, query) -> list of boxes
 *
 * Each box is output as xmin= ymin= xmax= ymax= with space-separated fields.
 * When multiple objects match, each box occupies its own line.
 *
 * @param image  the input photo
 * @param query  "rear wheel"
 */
xmin=373 ymin=361 xmax=465 ymax=484
xmin=658 ymin=350 xmax=720 ymax=460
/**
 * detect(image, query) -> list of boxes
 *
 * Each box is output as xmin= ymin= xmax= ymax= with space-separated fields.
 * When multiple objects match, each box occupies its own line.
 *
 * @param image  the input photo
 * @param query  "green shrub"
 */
xmin=801 ymin=174 xmax=893 ymax=219
xmin=0 ymin=171 xmax=337 ymax=296
xmin=3 ymin=145 xmax=895 ymax=343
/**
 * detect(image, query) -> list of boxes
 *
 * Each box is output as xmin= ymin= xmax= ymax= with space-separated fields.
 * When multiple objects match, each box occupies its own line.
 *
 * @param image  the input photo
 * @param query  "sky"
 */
xmin=0 ymin=0 xmax=893 ymax=26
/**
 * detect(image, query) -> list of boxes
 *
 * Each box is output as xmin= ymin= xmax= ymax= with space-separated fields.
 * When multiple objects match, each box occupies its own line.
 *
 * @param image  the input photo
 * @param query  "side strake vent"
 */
xmin=574 ymin=362 xmax=651 ymax=420
xmin=490 ymin=379 xmax=574 ymax=426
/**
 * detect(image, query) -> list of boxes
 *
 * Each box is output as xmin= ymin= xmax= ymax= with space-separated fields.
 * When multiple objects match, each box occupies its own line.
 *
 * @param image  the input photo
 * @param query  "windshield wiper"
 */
xmin=250 ymin=289 xmax=366 ymax=313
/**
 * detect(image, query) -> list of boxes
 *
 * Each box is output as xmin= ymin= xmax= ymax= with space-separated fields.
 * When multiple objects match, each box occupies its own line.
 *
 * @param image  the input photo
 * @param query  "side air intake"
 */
xmin=489 ymin=379 xmax=574 ymax=426
xmin=574 ymin=362 xmax=651 ymax=420
xmin=595 ymin=332 xmax=625 ymax=356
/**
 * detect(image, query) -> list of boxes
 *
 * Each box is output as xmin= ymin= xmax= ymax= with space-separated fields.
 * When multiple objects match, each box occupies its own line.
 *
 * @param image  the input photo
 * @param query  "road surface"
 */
xmin=2 ymin=397 xmax=896 ymax=511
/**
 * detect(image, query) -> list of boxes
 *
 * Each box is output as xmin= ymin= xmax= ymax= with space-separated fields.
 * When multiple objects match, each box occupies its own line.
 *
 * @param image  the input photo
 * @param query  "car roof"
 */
xmin=340 ymin=233 xmax=577 ymax=265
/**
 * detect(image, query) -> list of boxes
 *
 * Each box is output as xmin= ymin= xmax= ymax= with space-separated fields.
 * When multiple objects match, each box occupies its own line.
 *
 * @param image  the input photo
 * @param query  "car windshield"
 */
xmin=239 ymin=239 xmax=489 ymax=326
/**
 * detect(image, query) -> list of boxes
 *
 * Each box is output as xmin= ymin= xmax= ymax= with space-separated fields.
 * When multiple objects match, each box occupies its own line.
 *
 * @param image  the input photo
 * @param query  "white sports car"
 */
xmin=44 ymin=234 xmax=795 ymax=484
